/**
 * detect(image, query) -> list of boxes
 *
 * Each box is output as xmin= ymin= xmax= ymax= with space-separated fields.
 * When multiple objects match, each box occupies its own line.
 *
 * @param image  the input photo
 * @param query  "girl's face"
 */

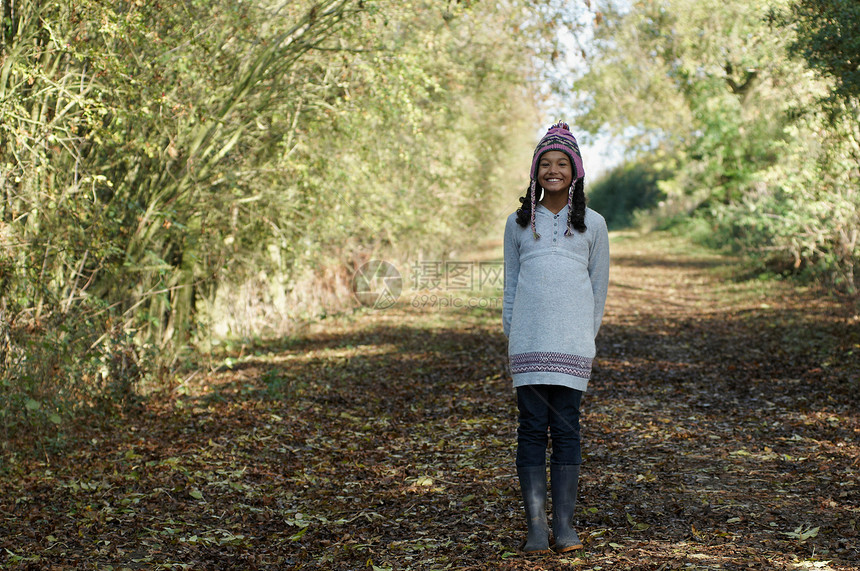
xmin=537 ymin=151 xmax=573 ymax=194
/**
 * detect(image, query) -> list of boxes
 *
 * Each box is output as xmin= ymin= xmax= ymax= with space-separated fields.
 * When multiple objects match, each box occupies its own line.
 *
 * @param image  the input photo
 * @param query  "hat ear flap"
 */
xmin=530 ymin=180 xmax=540 ymax=239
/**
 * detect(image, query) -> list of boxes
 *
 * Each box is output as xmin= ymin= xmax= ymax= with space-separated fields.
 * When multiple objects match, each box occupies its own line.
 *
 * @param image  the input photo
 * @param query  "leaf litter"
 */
xmin=1 ymin=232 xmax=858 ymax=570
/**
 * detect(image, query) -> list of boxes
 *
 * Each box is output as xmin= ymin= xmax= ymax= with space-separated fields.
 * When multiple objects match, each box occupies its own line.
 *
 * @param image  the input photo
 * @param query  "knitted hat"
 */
xmin=529 ymin=121 xmax=584 ymax=238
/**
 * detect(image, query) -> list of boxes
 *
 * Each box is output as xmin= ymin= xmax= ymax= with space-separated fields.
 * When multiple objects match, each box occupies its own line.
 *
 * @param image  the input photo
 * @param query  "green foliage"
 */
xmin=784 ymin=0 xmax=860 ymax=103
xmin=587 ymin=160 xmax=667 ymax=230
xmin=706 ymin=112 xmax=860 ymax=288
xmin=0 ymin=0 xmax=562 ymax=443
xmin=571 ymin=0 xmax=859 ymax=290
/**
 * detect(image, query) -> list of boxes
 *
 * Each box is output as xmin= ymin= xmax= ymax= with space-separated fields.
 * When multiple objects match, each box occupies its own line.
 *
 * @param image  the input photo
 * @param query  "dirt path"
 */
xmin=1 ymin=232 xmax=858 ymax=570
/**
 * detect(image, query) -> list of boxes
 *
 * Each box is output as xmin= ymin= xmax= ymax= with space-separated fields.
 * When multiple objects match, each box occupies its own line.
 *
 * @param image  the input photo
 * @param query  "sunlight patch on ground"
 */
xmin=791 ymin=561 xmax=835 ymax=570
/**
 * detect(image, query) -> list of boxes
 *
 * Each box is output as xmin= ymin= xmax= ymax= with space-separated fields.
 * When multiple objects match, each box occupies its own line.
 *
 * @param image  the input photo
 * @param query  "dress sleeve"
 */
xmin=502 ymin=216 xmax=520 ymax=338
xmin=588 ymin=215 xmax=610 ymax=338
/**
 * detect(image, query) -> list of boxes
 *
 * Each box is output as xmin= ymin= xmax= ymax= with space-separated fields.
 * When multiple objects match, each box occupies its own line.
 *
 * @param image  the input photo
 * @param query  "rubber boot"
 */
xmin=517 ymin=465 xmax=551 ymax=554
xmin=551 ymin=463 xmax=583 ymax=553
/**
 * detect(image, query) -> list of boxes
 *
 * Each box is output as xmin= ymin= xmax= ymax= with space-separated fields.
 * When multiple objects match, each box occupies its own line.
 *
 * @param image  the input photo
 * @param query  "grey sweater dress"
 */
xmin=503 ymin=204 xmax=610 ymax=392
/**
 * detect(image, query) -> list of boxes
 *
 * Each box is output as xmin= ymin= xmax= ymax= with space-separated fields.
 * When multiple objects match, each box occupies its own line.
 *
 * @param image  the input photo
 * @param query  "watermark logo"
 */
xmin=410 ymin=261 xmax=503 ymax=291
xmin=351 ymin=260 xmax=402 ymax=309
xmin=352 ymin=259 xmax=504 ymax=311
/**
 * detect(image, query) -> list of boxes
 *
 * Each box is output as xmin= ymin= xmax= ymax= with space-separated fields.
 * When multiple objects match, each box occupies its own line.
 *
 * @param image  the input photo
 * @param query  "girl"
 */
xmin=503 ymin=122 xmax=610 ymax=554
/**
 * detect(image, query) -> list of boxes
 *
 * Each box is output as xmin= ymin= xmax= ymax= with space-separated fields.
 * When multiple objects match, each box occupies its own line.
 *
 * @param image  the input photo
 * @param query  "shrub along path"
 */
xmin=1 ymin=232 xmax=858 ymax=570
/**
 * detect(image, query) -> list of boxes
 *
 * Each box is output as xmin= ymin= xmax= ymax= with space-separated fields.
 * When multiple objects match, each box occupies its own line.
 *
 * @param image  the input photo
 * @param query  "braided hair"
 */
xmin=515 ymin=177 xmax=587 ymax=235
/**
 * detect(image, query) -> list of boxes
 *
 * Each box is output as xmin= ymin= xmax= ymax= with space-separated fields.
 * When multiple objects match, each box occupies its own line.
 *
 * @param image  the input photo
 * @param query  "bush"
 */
xmin=707 ymin=186 xmax=859 ymax=290
xmin=587 ymin=161 xmax=668 ymax=230
xmin=1 ymin=299 xmax=153 ymax=456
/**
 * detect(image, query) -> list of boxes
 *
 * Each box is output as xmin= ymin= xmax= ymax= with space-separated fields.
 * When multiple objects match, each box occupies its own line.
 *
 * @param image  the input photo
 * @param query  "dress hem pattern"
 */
xmin=509 ymin=351 xmax=593 ymax=379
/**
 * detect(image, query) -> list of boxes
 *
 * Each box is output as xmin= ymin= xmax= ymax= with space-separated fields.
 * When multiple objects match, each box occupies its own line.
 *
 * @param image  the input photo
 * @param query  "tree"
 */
xmin=0 ymin=0 xmax=566 ymax=435
xmin=786 ymin=0 xmax=860 ymax=103
xmin=570 ymin=0 xmax=858 ymax=289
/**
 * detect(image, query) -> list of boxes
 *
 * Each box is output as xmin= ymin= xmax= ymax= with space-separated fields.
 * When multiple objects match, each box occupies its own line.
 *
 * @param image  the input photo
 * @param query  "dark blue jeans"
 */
xmin=516 ymin=384 xmax=583 ymax=467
